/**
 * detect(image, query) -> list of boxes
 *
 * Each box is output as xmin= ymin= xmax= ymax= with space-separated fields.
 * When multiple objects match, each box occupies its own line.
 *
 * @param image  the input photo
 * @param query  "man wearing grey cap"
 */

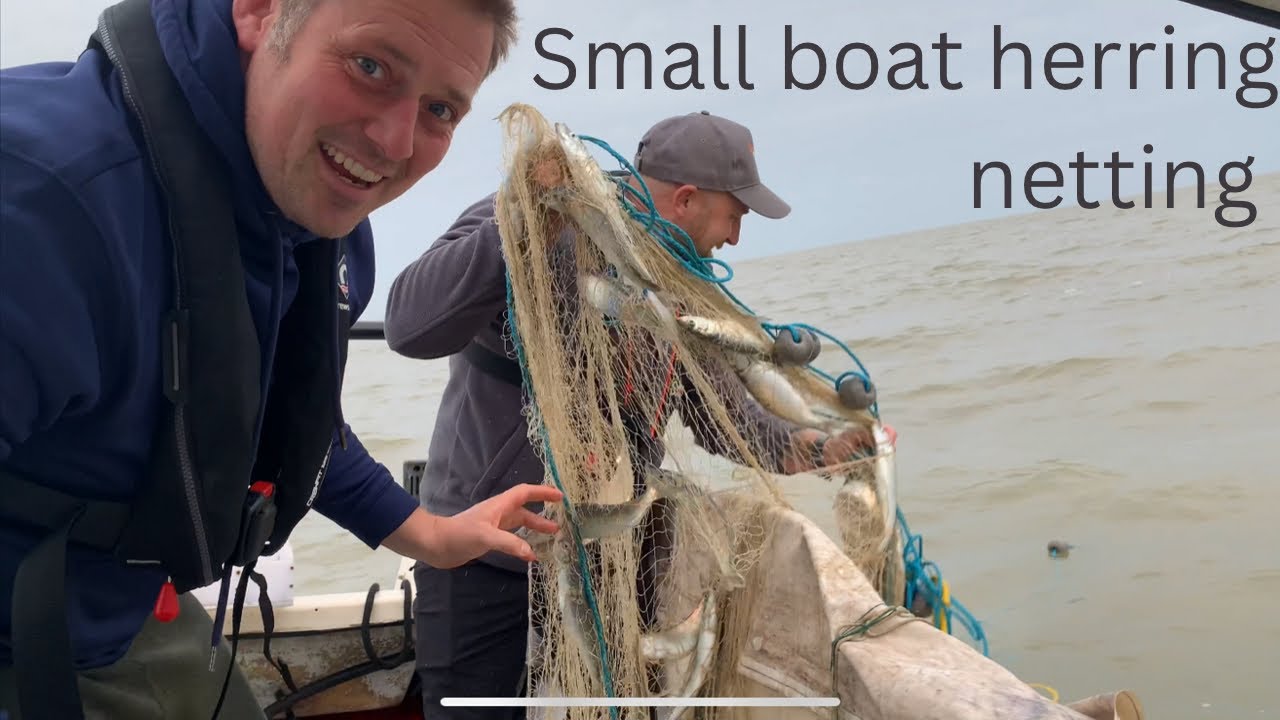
xmin=384 ymin=111 xmax=876 ymax=717
xmin=633 ymin=110 xmax=792 ymax=246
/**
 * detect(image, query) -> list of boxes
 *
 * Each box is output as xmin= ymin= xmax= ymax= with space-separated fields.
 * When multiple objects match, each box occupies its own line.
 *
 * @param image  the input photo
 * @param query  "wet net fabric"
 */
xmin=492 ymin=103 xmax=897 ymax=719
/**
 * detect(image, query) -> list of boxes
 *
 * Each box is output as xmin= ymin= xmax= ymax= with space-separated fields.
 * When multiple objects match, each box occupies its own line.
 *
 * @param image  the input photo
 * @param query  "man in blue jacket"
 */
xmin=385 ymin=111 xmax=892 ymax=717
xmin=0 ymin=0 xmax=561 ymax=718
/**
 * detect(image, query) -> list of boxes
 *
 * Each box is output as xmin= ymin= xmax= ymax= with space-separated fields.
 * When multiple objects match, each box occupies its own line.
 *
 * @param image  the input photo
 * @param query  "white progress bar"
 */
xmin=442 ymin=697 xmax=840 ymax=708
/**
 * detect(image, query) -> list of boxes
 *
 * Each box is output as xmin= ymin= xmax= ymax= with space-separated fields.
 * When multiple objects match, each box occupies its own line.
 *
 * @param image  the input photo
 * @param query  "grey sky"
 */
xmin=3 ymin=0 xmax=1277 ymax=320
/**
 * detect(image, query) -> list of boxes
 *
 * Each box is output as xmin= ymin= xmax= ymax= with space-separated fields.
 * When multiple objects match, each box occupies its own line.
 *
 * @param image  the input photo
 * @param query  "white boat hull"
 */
xmin=705 ymin=492 xmax=1143 ymax=720
xmin=194 ymin=553 xmax=420 ymax=717
xmin=198 ymin=497 xmax=1143 ymax=720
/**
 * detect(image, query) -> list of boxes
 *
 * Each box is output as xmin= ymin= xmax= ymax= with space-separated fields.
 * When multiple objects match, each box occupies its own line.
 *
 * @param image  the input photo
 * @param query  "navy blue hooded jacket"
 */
xmin=0 ymin=0 xmax=421 ymax=669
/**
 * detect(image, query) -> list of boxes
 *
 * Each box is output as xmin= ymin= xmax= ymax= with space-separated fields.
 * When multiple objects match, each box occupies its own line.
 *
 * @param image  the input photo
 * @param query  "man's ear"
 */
xmin=671 ymin=184 xmax=698 ymax=214
xmin=232 ymin=0 xmax=276 ymax=54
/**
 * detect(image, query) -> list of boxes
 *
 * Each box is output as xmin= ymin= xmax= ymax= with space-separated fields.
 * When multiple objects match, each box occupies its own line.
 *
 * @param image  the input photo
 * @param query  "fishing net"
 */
xmin=492 ymin=103 xmax=898 ymax=719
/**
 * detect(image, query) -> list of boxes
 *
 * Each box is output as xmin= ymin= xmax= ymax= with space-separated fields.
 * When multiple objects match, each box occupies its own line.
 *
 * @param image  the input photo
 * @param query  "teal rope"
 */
xmin=526 ymin=128 xmax=990 ymax=685
xmin=575 ymin=133 xmax=879 ymax=421
xmin=503 ymin=269 xmax=619 ymax=717
xmin=760 ymin=321 xmax=879 ymax=418
xmin=578 ymin=135 xmax=749 ymax=307
xmin=898 ymin=509 xmax=989 ymax=656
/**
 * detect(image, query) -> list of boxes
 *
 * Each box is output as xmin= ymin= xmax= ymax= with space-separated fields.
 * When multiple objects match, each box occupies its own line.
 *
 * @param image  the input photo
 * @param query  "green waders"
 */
xmin=0 ymin=594 xmax=263 ymax=720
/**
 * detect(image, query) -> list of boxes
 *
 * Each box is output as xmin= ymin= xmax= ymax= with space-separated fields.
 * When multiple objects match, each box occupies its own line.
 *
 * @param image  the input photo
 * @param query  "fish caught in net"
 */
xmin=492 ymin=103 xmax=900 ymax=719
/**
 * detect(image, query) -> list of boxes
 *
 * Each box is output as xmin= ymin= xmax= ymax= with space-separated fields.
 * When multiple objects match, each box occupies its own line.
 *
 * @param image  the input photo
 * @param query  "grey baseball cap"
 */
xmin=632 ymin=111 xmax=791 ymax=219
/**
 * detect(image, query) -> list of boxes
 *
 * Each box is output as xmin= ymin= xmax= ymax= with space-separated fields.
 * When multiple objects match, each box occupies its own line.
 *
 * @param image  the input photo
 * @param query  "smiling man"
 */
xmin=0 ymin=0 xmax=561 ymax=719
xmin=242 ymin=0 xmax=488 ymax=236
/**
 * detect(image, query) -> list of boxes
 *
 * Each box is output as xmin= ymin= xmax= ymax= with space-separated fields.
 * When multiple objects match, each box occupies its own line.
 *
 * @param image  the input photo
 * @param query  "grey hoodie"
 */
xmin=384 ymin=193 xmax=800 ymax=573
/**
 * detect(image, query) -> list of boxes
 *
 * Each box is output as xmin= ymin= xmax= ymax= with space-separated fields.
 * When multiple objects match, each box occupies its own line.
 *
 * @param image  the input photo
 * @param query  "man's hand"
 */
xmin=448 ymin=483 xmax=563 ymax=564
xmin=780 ymin=425 xmax=896 ymax=475
xmin=382 ymin=483 xmax=563 ymax=569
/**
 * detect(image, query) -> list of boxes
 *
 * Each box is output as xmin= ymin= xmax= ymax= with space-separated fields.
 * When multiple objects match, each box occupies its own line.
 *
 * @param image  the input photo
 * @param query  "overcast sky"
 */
xmin=3 ymin=0 xmax=1277 ymax=319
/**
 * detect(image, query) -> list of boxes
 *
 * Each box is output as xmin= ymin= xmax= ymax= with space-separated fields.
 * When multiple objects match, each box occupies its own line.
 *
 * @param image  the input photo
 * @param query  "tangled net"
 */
xmin=493 ymin=103 xmax=900 ymax=719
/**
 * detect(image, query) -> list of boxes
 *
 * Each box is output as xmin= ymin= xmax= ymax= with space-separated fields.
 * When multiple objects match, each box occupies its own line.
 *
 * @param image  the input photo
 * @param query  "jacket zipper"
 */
xmin=98 ymin=13 xmax=214 ymax=585
xmin=316 ymin=242 xmax=344 ymax=508
xmin=333 ymin=240 xmax=348 ymax=451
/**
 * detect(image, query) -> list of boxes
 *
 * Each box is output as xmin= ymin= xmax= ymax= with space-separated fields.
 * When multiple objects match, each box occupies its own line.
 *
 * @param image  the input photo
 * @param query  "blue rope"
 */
xmin=526 ymin=128 xmax=989 ymax=684
xmin=503 ymin=269 xmax=618 ymax=718
xmin=898 ymin=509 xmax=989 ymax=656
xmin=575 ymin=133 xmax=879 ymax=421
xmin=759 ymin=321 xmax=879 ymax=418
xmin=578 ymin=135 xmax=753 ymax=311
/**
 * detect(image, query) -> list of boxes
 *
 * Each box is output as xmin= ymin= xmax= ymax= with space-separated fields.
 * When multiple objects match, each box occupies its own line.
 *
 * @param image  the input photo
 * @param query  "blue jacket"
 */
xmin=0 ymin=0 xmax=420 ymax=669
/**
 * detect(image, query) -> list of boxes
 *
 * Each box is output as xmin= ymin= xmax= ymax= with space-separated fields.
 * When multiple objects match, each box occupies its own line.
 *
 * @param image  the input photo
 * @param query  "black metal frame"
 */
xmin=1175 ymin=0 xmax=1280 ymax=29
xmin=350 ymin=321 xmax=385 ymax=341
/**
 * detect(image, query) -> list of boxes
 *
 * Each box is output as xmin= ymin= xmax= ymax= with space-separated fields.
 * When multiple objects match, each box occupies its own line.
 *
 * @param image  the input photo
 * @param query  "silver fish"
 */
xmin=727 ymin=352 xmax=834 ymax=432
xmin=551 ymin=193 xmax=660 ymax=293
xmin=579 ymin=273 xmax=679 ymax=339
xmin=525 ymin=531 xmax=555 ymax=564
xmin=554 ymin=534 xmax=711 ymax=696
xmin=872 ymin=421 xmax=898 ymax=553
xmin=521 ymin=481 xmax=662 ymax=562
xmin=676 ymin=315 xmax=772 ymax=358
xmin=639 ymin=592 xmax=708 ymax=662
xmin=549 ymin=124 xmax=662 ymax=291
xmin=580 ymin=272 xmax=628 ymax=318
xmin=553 ymin=538 xmax=608 ymax=692
xmin=656 ymin=592 xmax=719 ymax=720
xmin=552 ymin=123 xmax=622 ymax=207
xmin=571 ymin=483 xmax=661 ymax=540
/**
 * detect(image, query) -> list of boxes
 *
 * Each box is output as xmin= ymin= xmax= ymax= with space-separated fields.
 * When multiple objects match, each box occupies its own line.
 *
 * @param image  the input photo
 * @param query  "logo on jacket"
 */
xmin=337 ymin=253 xmax=350 ymax=312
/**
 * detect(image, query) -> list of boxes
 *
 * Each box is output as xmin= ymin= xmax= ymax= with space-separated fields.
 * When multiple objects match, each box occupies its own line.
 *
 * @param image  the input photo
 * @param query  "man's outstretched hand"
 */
xmin=382 ymin=483 xmax=563 ymax=569
xmin=447 ymin=483 xmax=563 ymax=564
xmin=781 ymin=424 xmax=897 ymax=475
